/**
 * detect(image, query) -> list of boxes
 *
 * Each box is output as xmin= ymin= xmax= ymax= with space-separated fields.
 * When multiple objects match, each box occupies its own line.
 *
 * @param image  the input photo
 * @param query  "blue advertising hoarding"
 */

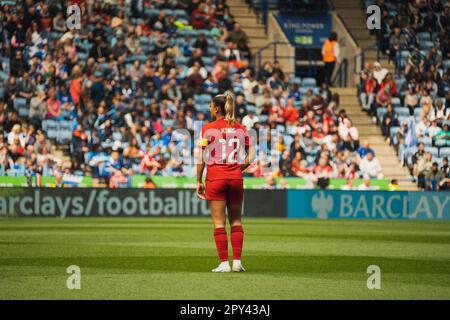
xmin=288 ymin=190 xmax=450 ymax=220
xmin=275 ymin=12 xmax=331 ymax=48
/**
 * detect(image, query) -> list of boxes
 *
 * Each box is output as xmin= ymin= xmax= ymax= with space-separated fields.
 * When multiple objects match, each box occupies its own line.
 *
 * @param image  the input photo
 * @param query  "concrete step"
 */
xmin=351 ymin=30 xmax=376 ymax=39
xmin=249 ymin=37 xmax=270 ymax=48
xmin=332 ymin=0 xmax=362 ymax=7
xmin=244 ymin=28 xmax=270 ymax=38
xmin=233 ymin=16 xmax=259 ymax=25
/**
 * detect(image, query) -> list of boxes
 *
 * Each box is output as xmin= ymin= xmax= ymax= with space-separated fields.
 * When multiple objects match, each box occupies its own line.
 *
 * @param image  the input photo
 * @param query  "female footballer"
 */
xmin=197 ymin=92 xmax=250 ymax=272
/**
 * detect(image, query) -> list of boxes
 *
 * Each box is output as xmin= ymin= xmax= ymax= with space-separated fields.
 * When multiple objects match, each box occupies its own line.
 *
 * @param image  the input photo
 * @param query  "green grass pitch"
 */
xmin=0 ymin=217 xmax=449 ymax=299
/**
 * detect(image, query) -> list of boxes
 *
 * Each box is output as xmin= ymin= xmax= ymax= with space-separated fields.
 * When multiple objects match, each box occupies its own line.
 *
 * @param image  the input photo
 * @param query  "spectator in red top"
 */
xmin=46 ymin=87 xmax=61 ymax=119
xmin=282 ymin=98 xmax=299 ymax=126
xmin=312 ymin=124 xmax=326 ymax=144
xmin=304 ymin=110 xmax=318 ymax=131
xmin=322 ymin=109 xmax=334 ymax=134
xmin=379 ymin=73 xmax=397 ymax=97
xmin=311 ymin=157 xmax=333 ymax=189
xmin=360 ymin=72 xmax=376 ymax=111
xmin=268 ymin=100 xmax=284 ymax=125
xmin=192 ymin=3 xmax=212 ymax=29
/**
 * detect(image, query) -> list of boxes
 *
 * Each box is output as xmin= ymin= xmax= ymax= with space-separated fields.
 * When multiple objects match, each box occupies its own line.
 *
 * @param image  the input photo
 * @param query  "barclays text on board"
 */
xmin=287 ymin=190 xmax=450 ymax=220
xmin=0 ymin=189 xmax=210 ymax=218
xmin=1 ymin=189 xmax=449 ymax=220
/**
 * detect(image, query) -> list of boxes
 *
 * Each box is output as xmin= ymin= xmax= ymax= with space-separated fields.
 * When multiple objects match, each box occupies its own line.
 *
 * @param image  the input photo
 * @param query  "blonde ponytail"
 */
xmin=224 ymin=93 xmax=235 ymax=125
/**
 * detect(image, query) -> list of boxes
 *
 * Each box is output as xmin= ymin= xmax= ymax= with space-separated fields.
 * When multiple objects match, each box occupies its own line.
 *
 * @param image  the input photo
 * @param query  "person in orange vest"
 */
xmin=322 ymin=32 xmax=340 ymax=86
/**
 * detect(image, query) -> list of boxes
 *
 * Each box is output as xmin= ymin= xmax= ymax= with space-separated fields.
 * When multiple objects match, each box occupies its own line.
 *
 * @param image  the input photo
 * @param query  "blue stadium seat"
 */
xmin=18 ymin=105 xmax=29 ymax=117
xmin=246 ymin=105 xmax=256 ymax=113
xmin=290 ymin=77 xmax=302 ymax=85
xmin=42 ymin=119 xmax=58 ymax=132
xmin=302 ymin=77 xmax=317 ymax=87
xmin=421 ymin=41 xmax=435 ymax=49
xmin=417 ymin=32 xmax=431 ymax=42
xmin=59 ymin=120 xmax=73 ymax=131
xmin=443 ymin=60 xmax=450 ymax=70
xmin=283 ymin=134 xmax=293 ymax=147
xmin=418 ymin=137 xmax=432 ymax=145
xmin=13 ymin=97 xmax=27 ymax=111
xmin=414 ymin=108 xmax=422 ymax=117
xmin=391 ymin=97 xmax=401 ymax=106
xmin=439 ymin=147 xmax=450 ymax=158
xmin=47 ymin=128 xmax=58 ymax=140
xmin=394 ymin=107 xmax=410 ymax=116
xmin=258 ymin=114 xmax=268 ymax=123
xmin=377 ymin=108 xmax=387 ymax=121
xmin=389 ymin=126 xmax=400 ymax=139
xmin=425 ymin=147 xmax=439 ymax=158
xmin=57 ymin=130 xmax=73 ymax=144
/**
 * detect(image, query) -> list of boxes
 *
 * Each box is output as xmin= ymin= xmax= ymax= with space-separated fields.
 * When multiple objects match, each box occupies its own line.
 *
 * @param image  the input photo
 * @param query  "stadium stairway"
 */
xmin=331 ymin=0 xmax=395 ymax=74
xmin=227 ymin=0 xmax=274 ymax=65
xmin=333 ymin=88 xmax=417 ymax=190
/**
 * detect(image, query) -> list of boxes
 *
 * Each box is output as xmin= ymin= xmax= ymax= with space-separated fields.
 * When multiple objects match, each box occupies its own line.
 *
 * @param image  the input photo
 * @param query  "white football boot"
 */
xmin=232 ymin=260 xmax=246 ymax=272
xmin=212 ymin=261 xmax=231 ymax=273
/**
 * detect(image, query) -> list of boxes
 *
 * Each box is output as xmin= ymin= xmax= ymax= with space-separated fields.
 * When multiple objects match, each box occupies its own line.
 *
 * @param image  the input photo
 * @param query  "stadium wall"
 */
xmin=267 ymin=12 xmax=295 ymax=76
xmin=287 ymin=190 xmax=450 ymax=220
xmin=0 ymin=188 xmax=286 ymax=218
xmin=1 ymin=189 xmax=448 ymax=220
xmin=331 ymin=13 xmax=361 ymax=87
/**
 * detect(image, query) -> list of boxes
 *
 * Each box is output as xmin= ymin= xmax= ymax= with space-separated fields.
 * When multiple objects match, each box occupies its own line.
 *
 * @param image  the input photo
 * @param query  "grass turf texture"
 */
xmin=0 ymin=217 xmax=449 ymax=299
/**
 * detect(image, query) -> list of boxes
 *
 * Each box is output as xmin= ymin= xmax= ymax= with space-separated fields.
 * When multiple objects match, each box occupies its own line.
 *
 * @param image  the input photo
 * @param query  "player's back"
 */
xmin=201 ymin=118 xmax=249 ymax=181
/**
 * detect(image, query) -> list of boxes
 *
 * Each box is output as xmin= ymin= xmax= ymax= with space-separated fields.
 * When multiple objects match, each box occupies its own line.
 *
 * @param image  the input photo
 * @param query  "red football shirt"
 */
xmin=200 ymin=118 xmax=250 ymax=181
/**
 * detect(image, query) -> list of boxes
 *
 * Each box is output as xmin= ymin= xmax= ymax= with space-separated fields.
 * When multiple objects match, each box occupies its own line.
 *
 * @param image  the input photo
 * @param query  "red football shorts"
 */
xmin=205 ymin=179 xmax=244 ymax=204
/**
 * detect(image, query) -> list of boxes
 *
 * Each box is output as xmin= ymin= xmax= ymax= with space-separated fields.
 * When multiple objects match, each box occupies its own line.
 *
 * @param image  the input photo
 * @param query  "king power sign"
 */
xmin=288 ymin=190 xmax=450 ymax=220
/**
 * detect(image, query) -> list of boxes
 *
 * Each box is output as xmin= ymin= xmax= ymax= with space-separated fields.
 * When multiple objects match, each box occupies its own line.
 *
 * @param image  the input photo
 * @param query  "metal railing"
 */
xmin=353 ymin=44 xmax=381 ymax=75
xmin=332 ymin=58 xmax=348 ymax=87
xmin=253 ymin=41 xmax=320 ymax=78
xmin=254 ymin=41 xmax=294 ymax=70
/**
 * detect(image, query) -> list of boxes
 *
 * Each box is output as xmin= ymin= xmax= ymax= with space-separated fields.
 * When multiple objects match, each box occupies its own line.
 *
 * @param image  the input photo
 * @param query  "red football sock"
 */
xmin=230 ymin=225 xmax=244 ymax=260
xmin=214 ymin=227 xmax=228 ymax=262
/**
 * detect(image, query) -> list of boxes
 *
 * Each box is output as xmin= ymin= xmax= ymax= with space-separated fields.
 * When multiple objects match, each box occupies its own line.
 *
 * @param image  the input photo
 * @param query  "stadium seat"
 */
xmin=290 ymin=77 xmax=302 ymax=85
xmin=414 ymin=108 xmax=422 ymax=117
xmin=42 ymin=119 xmax=58 ymax=132
xmin=18 ymin=105 xmax=29 ymax=117
xmin=302 ymin=78 xmax=317 ymax=87
xmin=391 ymin=97 xmax=401 ymax=106
xmin=377 ymin=108 xmax=387 ymax=119
xmin=439 ymin=147 xmax=450 ymax=158
xmin=13 ymin=97 xmax=27 ymax=111
xmin=246 ymin=105 xmax=256 ymax=114
xmin=394 ymin=107 xmax=410 ymax=117
xmin=425 ymin=147 xmax=439 ymax=158
xmin=418 ymin=137 xmax=432 ymax=146
xmin=443 ymin=60 xmax=450 ymax=70
xmin=435 ymin=139 xmax=447 ymax=147
xmin=57 ymin=130 xmax=73 ymax=144
xmin=47 ymin=128 xmax=58 ymax=140
xmin=283 ymin=134 xmax=293 ymax=147
xmin=421 ymin=41 xmax=435 ymax=49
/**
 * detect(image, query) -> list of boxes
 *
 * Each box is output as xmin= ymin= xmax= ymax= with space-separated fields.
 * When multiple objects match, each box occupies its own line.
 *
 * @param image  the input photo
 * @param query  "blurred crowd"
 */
xmin=0 ymin=0 xmax=384 ymax=189
xmin=360 ymin=0 xmax=450 ymax=190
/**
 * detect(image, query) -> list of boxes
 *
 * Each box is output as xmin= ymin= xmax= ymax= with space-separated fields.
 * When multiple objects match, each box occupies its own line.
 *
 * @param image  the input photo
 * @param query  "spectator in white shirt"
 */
xmin=242 ymin=111 xmax=259 ymax=131
xmin=430 ymin=99 xmax=449 ymax=123
xmin=338 ymin=118 xmax=359 ymax=151
xmin=415 ymin=116 xmax=429 ymax=138
xmin=358 ymin=175 xmax=375 ymax=190
xmin=359 ymin=152 xmax=384 ymax=179
xmin=428 ymin=120 xmax=441 ymax=138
